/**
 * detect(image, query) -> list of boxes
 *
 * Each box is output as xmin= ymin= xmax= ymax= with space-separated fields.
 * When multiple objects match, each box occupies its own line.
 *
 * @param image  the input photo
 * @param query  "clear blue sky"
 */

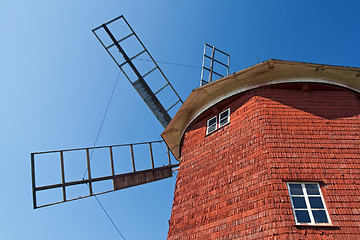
xmin=0 ymin=1 xmax=359 ymax=239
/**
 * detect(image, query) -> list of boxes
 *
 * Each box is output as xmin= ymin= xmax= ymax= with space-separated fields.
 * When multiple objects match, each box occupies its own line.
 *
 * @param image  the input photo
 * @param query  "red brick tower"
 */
xmin=162 ymin=60 xmax=360 ymax=239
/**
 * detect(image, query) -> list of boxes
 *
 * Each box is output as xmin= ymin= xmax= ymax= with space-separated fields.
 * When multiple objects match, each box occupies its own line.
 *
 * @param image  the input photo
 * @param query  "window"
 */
xmin=206 ymin=108 xmax=230 ymax=135
xmin=219 ymin=108 xmax=230 ymax=127
xmin=206 ymin=116 xmax=217 ymax=134
xmin=287 ymin=182 xmax=331 ymax=225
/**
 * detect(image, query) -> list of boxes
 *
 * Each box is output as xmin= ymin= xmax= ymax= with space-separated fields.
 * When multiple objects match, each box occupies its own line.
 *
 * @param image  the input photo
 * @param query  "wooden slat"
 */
xmin=86 ymin=149 xmax=93 ymax=195
xmin=149 ymin=142 xmax=154 ymax=169
xmin=113 ymin=166 xmax=173 ymax=190
xmin=130 ymin=144 xmax=135 ymax=172
xmin=31 ymin=153 xmax=37 ymax=209
xmin=110 ymin=146 xmax=115 ymax=176
xmin=60 ymin=151 xmax=66 ymax=201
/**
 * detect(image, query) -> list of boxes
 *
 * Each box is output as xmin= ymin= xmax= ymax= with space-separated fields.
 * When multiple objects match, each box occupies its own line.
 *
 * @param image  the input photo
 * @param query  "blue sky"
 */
xmin=0 ymin=1 xmax=359 ymax=239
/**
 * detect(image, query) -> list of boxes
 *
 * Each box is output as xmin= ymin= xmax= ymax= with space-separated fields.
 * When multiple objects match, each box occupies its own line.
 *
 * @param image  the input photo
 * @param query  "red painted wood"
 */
xmin=168 ymin=84 xmax=360 ymax=239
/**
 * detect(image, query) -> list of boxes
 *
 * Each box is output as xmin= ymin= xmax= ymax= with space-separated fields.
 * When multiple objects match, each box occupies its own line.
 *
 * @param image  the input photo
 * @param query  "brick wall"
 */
xmin=167 ymin=84 xmax=360 ymax=239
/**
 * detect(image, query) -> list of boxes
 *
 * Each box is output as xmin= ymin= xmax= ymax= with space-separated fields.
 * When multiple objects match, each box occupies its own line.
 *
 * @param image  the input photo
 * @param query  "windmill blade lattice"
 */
xmin=92 ymin=15 xmax=183 ymax=128
xmin=31 ymin=140 xmax=178 ymax=209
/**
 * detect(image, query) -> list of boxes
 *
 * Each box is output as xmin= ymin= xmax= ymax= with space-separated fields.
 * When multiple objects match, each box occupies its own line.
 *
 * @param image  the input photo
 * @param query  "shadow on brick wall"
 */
xmin=258 ymin=83 xmax=360 ymax=120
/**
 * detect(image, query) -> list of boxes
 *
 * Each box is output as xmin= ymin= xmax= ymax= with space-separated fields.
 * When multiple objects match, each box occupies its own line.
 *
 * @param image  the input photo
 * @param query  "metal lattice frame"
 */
xmin=92 ymin=15 xmax=183 ymax=128
xmin=200 ymin=43 xmax=230 ymax=86
xmin=31 ymin=141 xmax=178 ymax=209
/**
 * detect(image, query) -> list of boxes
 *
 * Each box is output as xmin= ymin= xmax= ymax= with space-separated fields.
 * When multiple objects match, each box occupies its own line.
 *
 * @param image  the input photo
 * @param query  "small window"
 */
xmin=219 ymin=108 xmax=230 ymax=127
xmin=206 ymin=116 xmax=217 ymax=134
xmin=287 ymin=182 xmax=331 ymax=225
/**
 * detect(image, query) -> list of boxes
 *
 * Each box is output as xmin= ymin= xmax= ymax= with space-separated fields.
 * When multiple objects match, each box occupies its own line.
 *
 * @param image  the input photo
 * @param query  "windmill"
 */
xmin=31 ymin=15 xmax=230 ymax=209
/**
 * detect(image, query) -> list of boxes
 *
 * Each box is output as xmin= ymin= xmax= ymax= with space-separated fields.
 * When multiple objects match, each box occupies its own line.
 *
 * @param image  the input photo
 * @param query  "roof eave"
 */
xmin=162 ymin=59 xmax=360 ymax=160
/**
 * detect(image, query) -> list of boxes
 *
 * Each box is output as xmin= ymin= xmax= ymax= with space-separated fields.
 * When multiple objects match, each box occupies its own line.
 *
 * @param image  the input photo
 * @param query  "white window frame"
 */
xmin=218 ymin=108 xmax=230 ymax=128
xmin=287 ymin=182 xmax=331 ymax=225
xmin=206 ymin=116 xmax=217 ymax=134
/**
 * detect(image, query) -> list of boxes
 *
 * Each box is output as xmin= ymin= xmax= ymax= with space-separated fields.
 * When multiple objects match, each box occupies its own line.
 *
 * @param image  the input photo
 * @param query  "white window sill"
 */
xmin=293 ymin=223 xmax=336 ymax=228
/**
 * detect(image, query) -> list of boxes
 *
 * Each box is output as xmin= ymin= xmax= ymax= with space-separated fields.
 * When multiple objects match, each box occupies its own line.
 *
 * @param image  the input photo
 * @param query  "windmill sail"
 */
xmin=31 ymin=141 xmax=178 ymax=209
xmin=31 ymin=16 xmax=183 ymax=209
xmin=92 ymin=15 xmax=183 ymax=128
xmin=200 ymin=43 xmax=230 ymax=86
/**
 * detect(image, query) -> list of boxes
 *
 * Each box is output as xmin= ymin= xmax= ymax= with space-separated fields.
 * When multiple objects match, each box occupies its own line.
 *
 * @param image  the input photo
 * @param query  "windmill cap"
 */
xmin=161 ymin=59 xmax=360 ymax=160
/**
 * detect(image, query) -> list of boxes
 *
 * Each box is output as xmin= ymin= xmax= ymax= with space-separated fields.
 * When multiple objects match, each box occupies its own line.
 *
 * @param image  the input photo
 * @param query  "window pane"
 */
xmin=312 ymin=210 xmax=329 ymax=223
xmin=220 ymin=110 xmax=228 ymax=119
xmin=305 ymin=184 xmax=320 ymax=195
xmin=292 ymin=197 xmax=307 ymax=208
xmin=208 ymin=117 xmax=216 ymax=126
xmin=219 ymin=118 xmax=228 ymax=126
xmin=207 ymin=125 xmax=216 ymax=133
xmin=289 ymin=184 xmax=303 ymax=195
xmin=295 ymin=210 xmax=311 ymax=223
xmin=309 ymin=197 xmax=324 ymax=209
